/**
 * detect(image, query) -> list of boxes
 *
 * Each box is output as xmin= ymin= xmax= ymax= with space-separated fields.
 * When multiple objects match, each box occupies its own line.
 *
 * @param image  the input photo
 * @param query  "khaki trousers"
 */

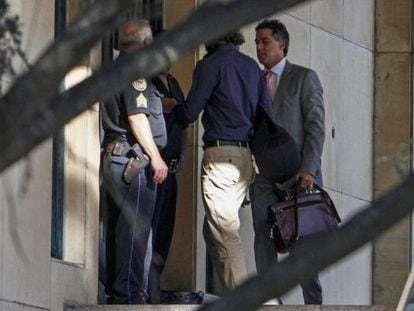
xmin=201 ymin=146 xmax=254 ymax=292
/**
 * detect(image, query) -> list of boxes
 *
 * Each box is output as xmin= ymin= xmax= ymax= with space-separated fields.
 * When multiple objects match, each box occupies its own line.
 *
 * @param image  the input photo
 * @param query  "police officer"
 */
xmin=101 ymin=20 xmax=168 ymax=304
xmin=148 ymin=64 xmax=187 ymax=303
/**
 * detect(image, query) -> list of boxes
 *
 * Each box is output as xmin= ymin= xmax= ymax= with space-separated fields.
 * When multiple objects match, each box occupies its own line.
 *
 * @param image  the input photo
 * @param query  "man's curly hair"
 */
xmin=205 ymin=31 xmax=245 ymax=53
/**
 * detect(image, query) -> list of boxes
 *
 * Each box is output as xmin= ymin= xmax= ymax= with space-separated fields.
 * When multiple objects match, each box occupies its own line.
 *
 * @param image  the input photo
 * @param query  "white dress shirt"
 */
xmin=266 ymin=57 xmax=287 ymax=100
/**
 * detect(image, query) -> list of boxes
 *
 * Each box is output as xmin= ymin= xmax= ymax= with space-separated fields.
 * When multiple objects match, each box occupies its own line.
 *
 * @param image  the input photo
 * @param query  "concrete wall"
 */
xmin=0 ymin=1 xmax=100 ymax=310
xmin=0 ymin=1 xmax=54 ymax=310
xmin=161 ymin=0 xmax=377 ymax=305
xmin=163 ymin=0 xmax=376 ymax=305
xmin=161 ymin=0 xmax=201 ymax=292
xmin=238 ymin=0 xmax=375 ymax=305
xmin=2 ymin=0 xmax=411 ymax=308
xmin=373 ymin=0 xmax=412 ymax=304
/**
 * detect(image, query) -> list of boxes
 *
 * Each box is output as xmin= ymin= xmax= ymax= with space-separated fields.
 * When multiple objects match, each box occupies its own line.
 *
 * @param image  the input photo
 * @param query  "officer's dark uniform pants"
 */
xmin=103 ymin=153 xmax=157 ymax=304
xmin=148 ymin=169 xmax=178 ymax=303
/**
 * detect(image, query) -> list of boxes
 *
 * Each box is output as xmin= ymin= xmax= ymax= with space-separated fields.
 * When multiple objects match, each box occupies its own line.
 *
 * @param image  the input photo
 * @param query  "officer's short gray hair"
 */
xmin=119 ymin=20 xmax=153 ymax=49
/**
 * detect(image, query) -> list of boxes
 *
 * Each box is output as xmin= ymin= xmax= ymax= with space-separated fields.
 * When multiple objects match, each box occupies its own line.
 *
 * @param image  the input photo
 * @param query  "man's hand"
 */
xmin=296 ymin=171 xmax=315 ymax=190
xmin=161 ymin=97 xmax=178 ymax=113
xmin=151 ymin=155 xmax=168 ymax=184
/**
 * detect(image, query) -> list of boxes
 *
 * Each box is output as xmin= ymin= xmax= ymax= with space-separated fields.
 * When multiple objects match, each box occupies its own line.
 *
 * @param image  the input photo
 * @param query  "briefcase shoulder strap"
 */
xmin=313 ymin=184 xmax=342 ymax=223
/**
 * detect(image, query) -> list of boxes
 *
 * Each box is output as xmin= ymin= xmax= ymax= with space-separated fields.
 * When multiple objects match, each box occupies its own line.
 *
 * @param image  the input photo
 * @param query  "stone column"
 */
xmin=374 ymin=0 xmax=412 ymax=304
xmin=161 ymin=0 xmax=204 ymax=291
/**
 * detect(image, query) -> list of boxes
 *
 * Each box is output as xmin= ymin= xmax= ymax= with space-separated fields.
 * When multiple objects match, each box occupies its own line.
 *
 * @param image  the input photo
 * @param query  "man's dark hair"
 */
xmin=255 ymin=19 xmax=290 ymax=56
xmin=205 ymin=31 xmax=245 ymax=53
xmin=220 ymin=31 xmax=245 ymax=46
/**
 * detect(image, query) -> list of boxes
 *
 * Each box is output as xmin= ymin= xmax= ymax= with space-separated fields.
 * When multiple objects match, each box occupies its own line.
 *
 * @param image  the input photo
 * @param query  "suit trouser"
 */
xmin=201 ymin=146 xmax=254 ymax=293
xmin=103 ymin=153 xmax=156 ymax=304
xmin=148 ymin=170 xmax=178 ymax=303
xmin=250 ymin=174 xmax=323 ymax=304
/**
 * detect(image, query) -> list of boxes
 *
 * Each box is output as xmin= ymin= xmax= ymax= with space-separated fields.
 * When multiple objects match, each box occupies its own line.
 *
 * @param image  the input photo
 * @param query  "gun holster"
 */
xmin=122 ymin=144 xmax=149 ymax=184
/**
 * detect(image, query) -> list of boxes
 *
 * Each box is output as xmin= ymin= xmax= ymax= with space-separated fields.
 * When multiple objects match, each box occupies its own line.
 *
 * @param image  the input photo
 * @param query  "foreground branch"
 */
xmin=0 ymin=0 xmax=306 ymax=172
xmin=0 ymin=0 xmax=136 ymax=170
xmin=199 ymin=174 xmax=414 ymax=310
xmin=2 ymin=0 xmax=134 ymax=107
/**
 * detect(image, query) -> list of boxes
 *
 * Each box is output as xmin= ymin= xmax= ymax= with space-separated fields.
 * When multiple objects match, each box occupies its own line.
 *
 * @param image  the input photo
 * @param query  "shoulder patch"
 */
xmin=136 ymin=93 xmax=148 ymax=108
xmin=132 ymin=78 xmax=147 ymax=92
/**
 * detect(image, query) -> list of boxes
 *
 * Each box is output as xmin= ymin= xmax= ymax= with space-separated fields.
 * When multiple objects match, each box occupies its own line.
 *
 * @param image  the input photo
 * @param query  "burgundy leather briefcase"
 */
xmin=268 ymin=184 xmax=341 ymax=254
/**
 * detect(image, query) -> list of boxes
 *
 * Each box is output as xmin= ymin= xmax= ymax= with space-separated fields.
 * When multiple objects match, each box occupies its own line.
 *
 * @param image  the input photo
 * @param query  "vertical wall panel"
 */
xmin=373 ymin=25 xmax=412 ymax=304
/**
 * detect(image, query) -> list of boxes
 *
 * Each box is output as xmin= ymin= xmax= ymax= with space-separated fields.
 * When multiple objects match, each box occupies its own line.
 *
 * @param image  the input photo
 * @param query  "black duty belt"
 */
xmin=106 ymin=142 xmax=128 ymax=156
xmin=203 ymin=140 xmax=250 ymax=150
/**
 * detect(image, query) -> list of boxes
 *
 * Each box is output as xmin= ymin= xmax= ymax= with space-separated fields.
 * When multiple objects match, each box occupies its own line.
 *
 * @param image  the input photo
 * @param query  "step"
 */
xmin=65 ymin=305 xmax=394 ymax=311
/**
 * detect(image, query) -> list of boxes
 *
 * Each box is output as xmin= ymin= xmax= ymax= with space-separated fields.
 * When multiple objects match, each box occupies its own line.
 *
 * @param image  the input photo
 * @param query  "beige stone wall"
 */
xmin=238 ymin=0 xmax=375 ymax=304
xmin=162 ymin=0 xmax=379 ymax=304
xmin=2 ymin=0 xmax=411 ymax=308
xmin=237 ymin=0 xmax=413 ymax=305
xmin=373 ymin=0 xmax=412 ymax=304
xmin=161 ymin=0 xmax=202 ymax=291
xmin=0 ymin=1 xmax=54 ymax=310
xmin=52 ymin=0 xmax=101 ymax=308
xmin=0 ymin=1 xmax=100 ymax=310
xmin=0 ymin=141 xmax=53 ymax=311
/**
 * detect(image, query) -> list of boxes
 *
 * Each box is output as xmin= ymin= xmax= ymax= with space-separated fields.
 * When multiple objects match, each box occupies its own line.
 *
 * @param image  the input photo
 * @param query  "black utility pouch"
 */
xmin=122 ymin=155 xmax=149 ymax=184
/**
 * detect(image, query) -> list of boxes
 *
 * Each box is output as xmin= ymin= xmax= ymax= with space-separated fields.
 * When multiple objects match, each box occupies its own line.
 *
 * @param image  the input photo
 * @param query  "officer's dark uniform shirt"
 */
xmin=151 ymin=74 xmax=186 ymax=159
xmin=102 ymin=52 xmax=167 ymax=149
xmin=174 ymin=43 xmax=272 ymax=142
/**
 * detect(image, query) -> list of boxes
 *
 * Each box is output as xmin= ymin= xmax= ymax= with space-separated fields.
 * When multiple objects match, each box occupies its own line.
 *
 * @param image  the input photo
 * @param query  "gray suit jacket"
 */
xmin=272 ymin=60 xmax=325 ymax=184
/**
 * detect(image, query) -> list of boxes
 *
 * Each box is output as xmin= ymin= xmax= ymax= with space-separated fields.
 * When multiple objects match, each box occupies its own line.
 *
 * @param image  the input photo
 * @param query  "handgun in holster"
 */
xmin=122 ymin=144 xmax=150 ymax=184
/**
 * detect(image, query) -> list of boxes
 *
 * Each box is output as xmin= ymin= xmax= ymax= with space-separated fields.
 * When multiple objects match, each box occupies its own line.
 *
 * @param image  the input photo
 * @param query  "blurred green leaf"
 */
xmin=0 ymin=0 xmax=28 ymax=94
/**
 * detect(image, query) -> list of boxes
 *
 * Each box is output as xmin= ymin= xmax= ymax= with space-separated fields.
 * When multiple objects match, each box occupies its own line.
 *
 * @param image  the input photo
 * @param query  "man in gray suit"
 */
xmin=251 ymin=19 xmax=325 ymax=304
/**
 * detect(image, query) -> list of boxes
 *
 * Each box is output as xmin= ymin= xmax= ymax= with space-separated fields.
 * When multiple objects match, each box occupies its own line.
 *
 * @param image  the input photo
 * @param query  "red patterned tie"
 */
xmin=265 ymin=71 xmax=272 ymax=99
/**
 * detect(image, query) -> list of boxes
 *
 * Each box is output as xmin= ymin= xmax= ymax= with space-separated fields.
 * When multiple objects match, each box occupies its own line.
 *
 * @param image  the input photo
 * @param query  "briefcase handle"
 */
xmin=291 ymin=183 xmax=341 ymax=239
